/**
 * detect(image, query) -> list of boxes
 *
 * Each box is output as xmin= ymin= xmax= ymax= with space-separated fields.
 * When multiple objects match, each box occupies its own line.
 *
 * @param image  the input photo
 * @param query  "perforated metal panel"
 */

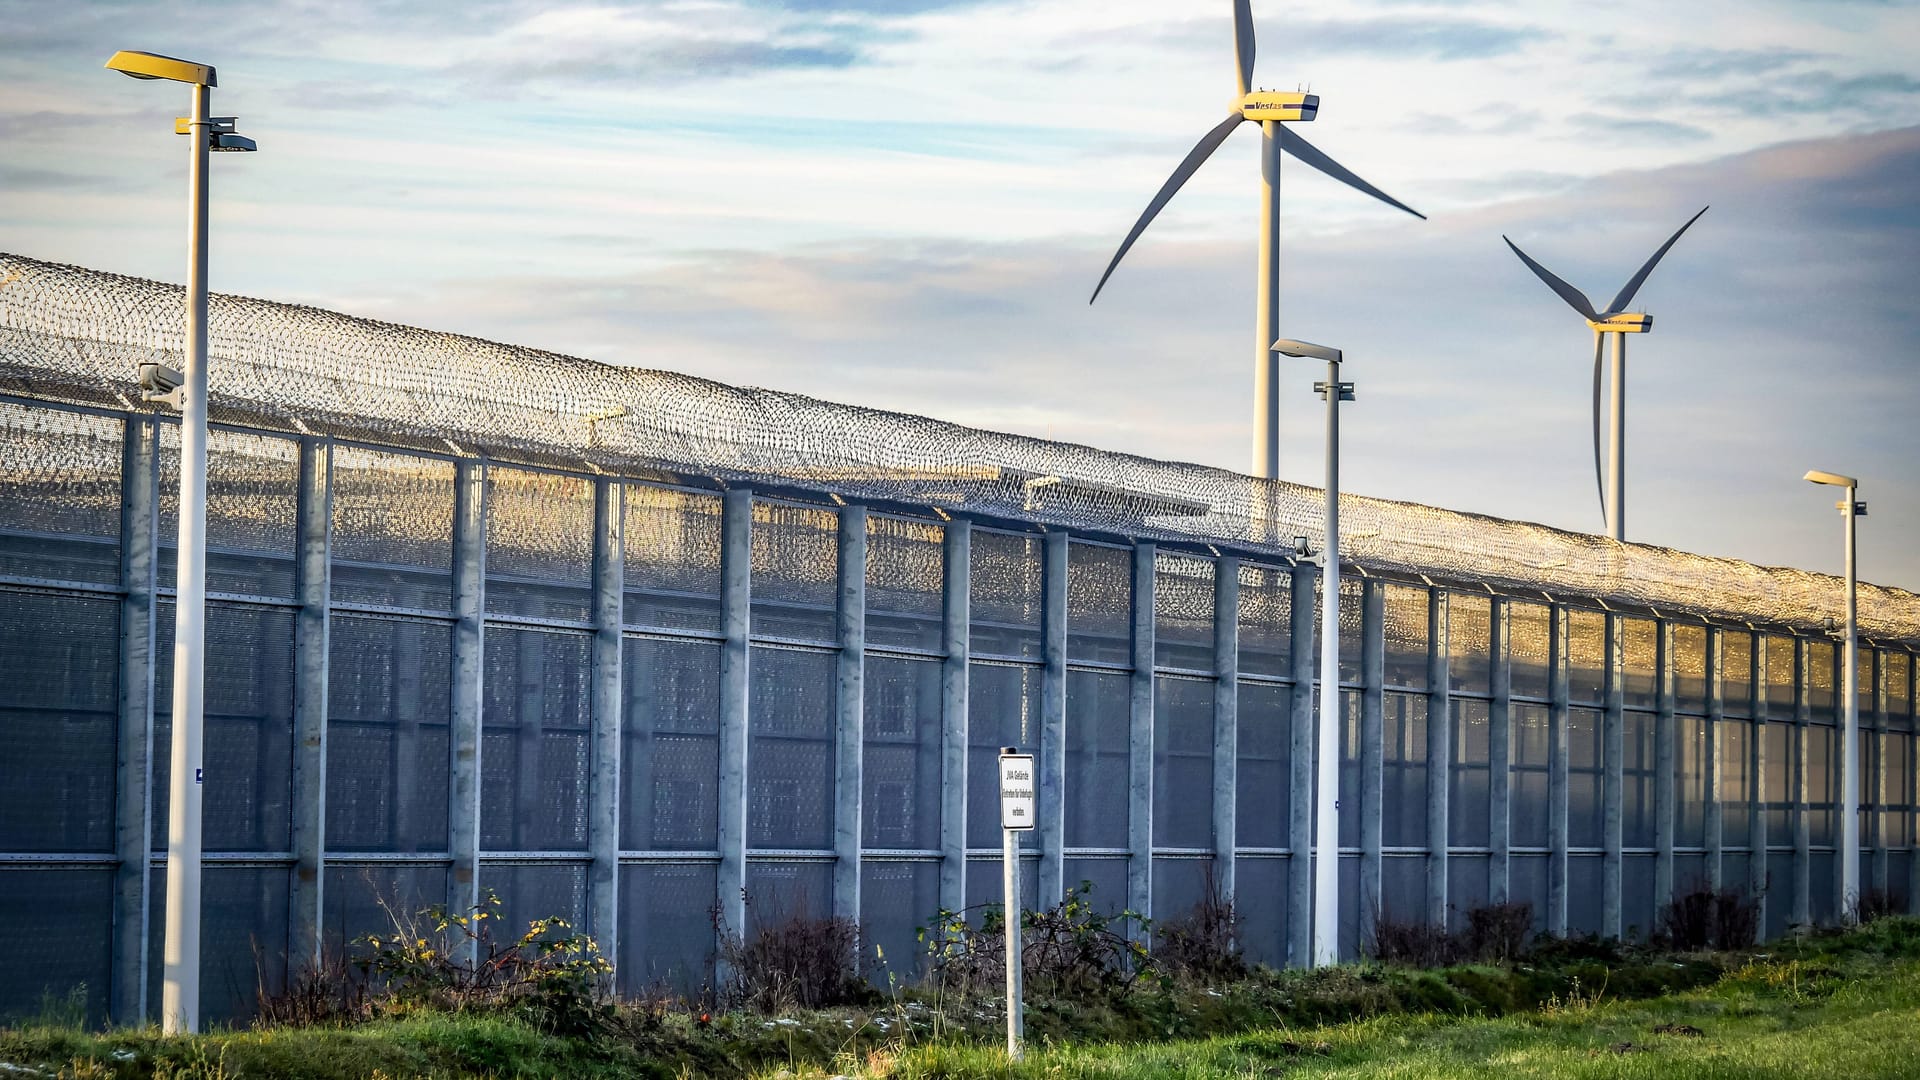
xmin=1566 ymin=610 xmax=1607 ymax=706
xmin=1568 ymin=708 xmax=1604 ymax=849
xmin=327 ymin=615 xmax=453 ymax=853
xmin=1062 ymin=857 xmax=1127 ymax=914
xmin=321 ymin=862 xmax=448 ymax=956
xmin=622 ymin=636 xmax=720 ymax=851
xmin=1766 ymin=636 xmax=1797 ymax=717
xmin=159 ymin=426 xmax=299 ymax=598
xmin=1721 ymin=716 xmax=1754 ymax=844
xmin=744 ymin=860 xmax=833 ymax=933
xmin=1234 ymin=856 xmax=1287 ymax=966
xmin=748 ymin=646 xmax=836 ymax=849
xmin=0 ymin=589 xmax=117 ymax=852
xmin=0 ymin=868 xmax=112 ymax=1026
xmin=1807 ymin=726 xmax=1836 ymax=847
xmin=1763 ymin=722 xmax=1793 ymax=838
xmin=1067 ymin=542 xmax=1131 ymax=665
xmin=861 ymin=860 xmax=939 ymax=980
xmin=1382 ymin=584 xmax=1429 ymax=691
xmin=481 ymin=629 xmax=592 ymax=852
xmin=1809 ymin=640 xmax=1838 ymax=716
xmin=1674 ymin=625 xmax=1708 ymax=714
xmin=146 ymin=865 xmax=290 ymax=1026
xmin=968 ymin=661 xmax=1041 ymax=849
xmin=618 ymin=862 xmax=717 ymax=995
xmin=0 ymin=401 xmax=121 ymax=585
xmin=1314 ymin=577 xmax=1366 ymax=685
xmin=624 ymin=485 xmax=722 ymax=632
xmin=481 ymin=862 xmax=588 ymax=939
xmin=486 ymin=466 xmax=594 ymax=621
xmin=1623 ymin=713 xmax=1655 ymax=848
xmin=1448 ymin=594 xmax=1491 ymax=696
xmin=1154 ymin=553 xmax=1214 ymax=671
xmin=1678 ymin=716 xmax=1708 ymax=847
xmin=863 ymin=656 xmax=941 ymax=850
xmin=1152 ymin=675 xmax=1213 ymax=849
xmin=152 ymin=601 xmax=295 ymax=853
xmin=1383 ymin=692 xmax=1428 ymax=848
xmin=969 ymin=529 xmax=1042 ymax=660
xmin=750 ymin=501 xmax=838 ymax=643
xmin=865 ymin=515 xmax=944 ymax=651
xmin=1621 ymin=617 xmax=1658 ymax=710
xmin=330 ymin=445 xmax=455 ymax=610
xmin=1065 ymin=668 xmax=1129 ymax=848
xmin=1151 ymin=857 xmax=1211 ymax=920
xmin=1236 ymin=680 xmax=1290 ymax=848
xmin=1724 ymin=631 xmax=1756 ymax=714
xmin=1237 ymin=563 xmax=1291 ymax=678
xmin=1509 ymin=602 xmax=1552 ymax=700
xmin=1512 ymin=704 xmax=1551 ymax=849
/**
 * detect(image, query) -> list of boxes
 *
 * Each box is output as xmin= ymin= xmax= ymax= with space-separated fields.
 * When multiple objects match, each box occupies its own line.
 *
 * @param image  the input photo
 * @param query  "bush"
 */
xmin=1369 ymin=902 xmax=1534 ymax=967
xmin=1856 ymin=888 xmax=1904 ymax=924
xmin=921 ymin=881 xmax=1152 ymax=999
xmin=1153 ymin=869 xmax=1246 ymax=983
xmin=1661 ymin=887 xmax=1758 ymax=950
xmin=716 ymin=895 xmax=869 ymax=1013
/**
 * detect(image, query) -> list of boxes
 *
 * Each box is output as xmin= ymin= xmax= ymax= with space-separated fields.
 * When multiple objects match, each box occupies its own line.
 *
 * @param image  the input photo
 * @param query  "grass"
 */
xmin=6 ymin=919 xmax=1919 ymax=1079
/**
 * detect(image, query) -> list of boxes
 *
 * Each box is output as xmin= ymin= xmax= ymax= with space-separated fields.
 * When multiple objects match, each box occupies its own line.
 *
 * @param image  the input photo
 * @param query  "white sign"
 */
xmin=999 ymin=752 xmax=1036 ymax=832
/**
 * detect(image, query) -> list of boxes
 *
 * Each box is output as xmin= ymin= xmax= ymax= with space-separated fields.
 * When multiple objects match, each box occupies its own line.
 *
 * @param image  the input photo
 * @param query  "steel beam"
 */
xmin=290 ymin=437 xmax=333 ymax=977
xmin=1751 ymin=635 xmax=1771 ymax=933
xmin=1037 ymin=530 xmax=1069 ymax=904
xmin=1427 ymin=590 xmax=1451 ymax=927
xmin=1655 ymin=622 xmax=1676 ymax=913
xmin=1128 ymin=544 xmax=1155 ymax=924
xmin=113 ymin=416 xmax=160 ymax=1024
xmin=1213 ymin=558 xmax=1241 ymax=905
xmin=716 ymin=489 xmax=752 ymax=945
xmin=1602 ymin=614 xmax=1624 ymax=939
xmin=833 ymin=507 xmax=867 ymax=921
xmin=1547 ymin=606 xmax=1570 ymax=937
xmin=939 ymin=520 xmax=971 ymax=916
xmin=447 ymin=460 xmax=487 ymax=955
xmin=1705 ymin=628 xmax=1725 ymax=892
xmin=587 ymin=479 xmax=623 ymax=960
xmin=1488 ymin=598 xmax=1512 ymax=906
xmin=1286 ymin=565 xmax=1315 ymax=966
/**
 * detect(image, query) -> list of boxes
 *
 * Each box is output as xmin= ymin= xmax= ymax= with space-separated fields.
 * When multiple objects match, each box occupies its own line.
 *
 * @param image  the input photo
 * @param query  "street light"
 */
xmin=1274 ymin=337 xmax=1351 ymax=967
xmin=1805 ymin=469 xmax=1866 ymax=920
xmin=106 ymin=48 xmax=257 ymax=1035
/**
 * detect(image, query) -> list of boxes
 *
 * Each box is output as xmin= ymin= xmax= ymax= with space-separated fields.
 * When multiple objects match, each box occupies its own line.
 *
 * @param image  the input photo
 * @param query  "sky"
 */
xmin=3 ymin=0 xmax=1918 ymax=589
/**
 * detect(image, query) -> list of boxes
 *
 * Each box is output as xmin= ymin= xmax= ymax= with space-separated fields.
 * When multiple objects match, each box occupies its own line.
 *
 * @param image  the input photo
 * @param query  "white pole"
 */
xmin=1608 ymin=333 xmax=1627 ymax=542
xmin=161 ymin=79 xmax=211 ymax=1035
xmin=1002 ymin=813 xmax=1023 ymax=1058
xmin=1251 ymin=120 xmax=1282 ymax=481
xmin=1842 ymin=485 xmax=1860 ymax=918
xmin=1313 ymin=356 xmax=1342 ymax=967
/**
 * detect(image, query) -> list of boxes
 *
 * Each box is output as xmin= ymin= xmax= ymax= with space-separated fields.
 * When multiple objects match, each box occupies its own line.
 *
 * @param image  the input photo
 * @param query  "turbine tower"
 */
xmin=1089 ymin=0 xmax=1424 ymax=481
xmin=1504 ymin=207 xmax=1708 ymax=542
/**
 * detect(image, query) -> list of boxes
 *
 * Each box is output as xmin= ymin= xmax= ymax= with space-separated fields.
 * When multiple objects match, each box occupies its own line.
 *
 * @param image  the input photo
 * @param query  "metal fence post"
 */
xmin=1655 ymin=622 xmax=1677 ymax=915
xmin=1548 ymin=605 xmax=1570 ymax=937
xmin=1705 ymin=628 xmax=1724 ymax=893
xmin=1751 ymin=635 xmax=1771 ymax=933
xmin=1213 ymin=558 xmax=1241 ymax=907
xmin=1794 ymin=638 xmax=1812 ymax=929
xmin=113 ymin=416 xmax=160 ymax=1024
xmin=1488 ymin=598 xmax=1512 ymax=907
xmin=716 ymin=489 xmax=753 ymax=950
xmin=1128 ymin=543 xmax=1155 ymax=925
xmin=833 ymin=506 xmax=867 ymax=923
xmin=447 ymin=459 xmax=488 ymax=957
xmin=1286 ymin=564 xmax=1316 ymax=966
xmin=1603 ymin=614 xmax=1624 ymax=939
xmin=1428 ymin=589 xmax=1451 ymax=928
xmin=587 ymin=478 xmax=624 ymax=962
xmin=940 ymin=520 xmax=971 ymax=916
xmin=290 ymin=436 xmax=333 ymax=977
xmin=1037 ymin=530 xmax=1069 ymax=905
xmin=1359 ymin=581 xmax=1384 ymax=949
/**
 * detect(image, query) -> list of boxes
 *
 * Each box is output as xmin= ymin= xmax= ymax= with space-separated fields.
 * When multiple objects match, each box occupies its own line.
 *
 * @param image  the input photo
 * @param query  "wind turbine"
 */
xmin=1504 ymin=207 xmax=1709 ymax=542
xmin=1088 ymin=0 xmax=1424 ymax=481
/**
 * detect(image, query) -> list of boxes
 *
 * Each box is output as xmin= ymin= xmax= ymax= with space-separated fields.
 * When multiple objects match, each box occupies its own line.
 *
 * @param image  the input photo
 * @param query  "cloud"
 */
xmin=1286 ymin=15 xmax=1555 ymax=60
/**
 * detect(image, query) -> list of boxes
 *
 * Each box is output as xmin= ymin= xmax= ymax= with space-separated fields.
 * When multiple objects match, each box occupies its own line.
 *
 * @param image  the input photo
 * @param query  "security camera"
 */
xmin=1293 ymin=535 xmax=1312 ymax=558
xmin=139 ymin=361 xmax=184 ymax=409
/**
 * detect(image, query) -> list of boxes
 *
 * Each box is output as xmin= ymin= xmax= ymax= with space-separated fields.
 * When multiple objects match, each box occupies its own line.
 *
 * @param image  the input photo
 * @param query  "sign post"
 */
xmin=998 ymin=747 xmax=1034 ymax=1060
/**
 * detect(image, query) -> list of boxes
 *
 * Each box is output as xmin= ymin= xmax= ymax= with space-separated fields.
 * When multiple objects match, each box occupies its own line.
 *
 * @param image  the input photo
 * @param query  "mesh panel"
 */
xmin=1889 ymin=652 xmax=1912 ymax=723
xmin=481 ymin=862 xmax=588 ymax=937
xmin=1152 ymin=675 xmax=1213 ymax=849
xmin=618 ymin=862 xmax=717 ymax=994
xmin=1723 ymin=631 xmax=1755 ymax=715
xmin=1449 ymin=593 xmax=1491 ymax=696
xmin=1566 ymin=610 xmax=1606 ymax=705
xmin=327 ymin=615 xmax=453 ymax=853
xmin=1568 ymin=855 xmax=1604 ymax=935
xmin=1509 ymin=602 xmax=1551 ymax=700
xmin=1314 ymin=577 xmax=1366 ymax=685
xmin=1886 ymin=731 xmax=1912 ymax=848
xmin=3 ymin=252 xmax=1916 ymax=647
xmin=0 ymin=589 xmax=117 ymax=852
xmin=1568 ymin=708 xmax=1604 ymax=848
xmin=1067 ymin=542 xmax=1131 ymax=664
xmin=969 ymin=529 xmax=1042 ymax=660
xmin=152 ymin=601 xmax=295 ymax=853
xmin=1766 ymin=637 xmax=1797 ymax=716
xmin=622 ymin=636 xmax=720 ymax=851
xmin=330 ymin=445 xmax=454 ymax=610
xmin=1673 ymin=625 xmax=1708 ymax=714
xmin=1808 ymin=640 xmax=1837 ymax=716
xmin=0 ymin=401 xmax=121 ymax=585
xmin=863 ymin=656 xmax=941 ymax=850
xmin=1235 ymin=856 xmax=1287 ymax=966
xmin=861 ymin=860 xmax=939 ymax=980
xmin=146 ymin=865 xmax=289 ymax=1026
xmin=1380 ymin=855 xmax=1426 ymax=926
xmin=625 ymin=484 xmax=722 ymax=632
xmin=486 ymin=466 xmax=594 ymax=620
xmin=1450 ymin=699 xmax=1491 ymax=847
xmin=744 ymin=860 xmax=833 ymax=932
xmin=968 ymin=660 xmax=1041 ymax=848
xmin=1623 ymin=712 xmax=1654 ymax=847
xmin=865 ymin=514 xmax=944 ymax=651
xmin=965 ymin=852 xmax=1040 ymax=912
xmin=1237 ymin=563 xmax=1291 ymax=678
xmin=1807 ymin=725 xmax=1835 ymax=846
xmin=1448 ymin=855 xmax=1489 ymax=933
xmin=1382 ymin=584 xmax=1429 ymax=690
xmin=1236 ymin=680 xmax=1290 ymax=848
xmin=751 ymin=500 xmax=838 ymax=642
xmin=1062 ymin=857 xmax=1127 ymax=914
xmin=159 ymin=426 xmax=299 ymax=598
xmin=748 ymin=646 xmax=835 ymax=849
xmin=1383 ymin=692 xmax=1428 ymax=848
xmin=1763 ymin=722 xmax=1792 ymax=838
xmin=1150 ymin=857 xmax=1211 ymax=921
xmin=1511 ymin=704 xmax=1551 ymax=848
xmin=0 ymin=868 xmax=112 ymax=1026
xmin=1510 ymin=854 xmax=1550 ymax=931
xmin=481 ymin=629 xmax=591 ymax=852
xmin=1621 ymin=617 xmax=1658 ymax=710
xmin=1065 ymin=668 xmax=1129 ymax=848
xmin=1154 ymin=553 xmax=1214 ymax=671
xmin=1678 ymin=716 xmax=1709 ymax=847
xmin=1622 ymin=853 xmax=1655 ymax=939
xmin=321 ymin=863 xmax=447 ymax=956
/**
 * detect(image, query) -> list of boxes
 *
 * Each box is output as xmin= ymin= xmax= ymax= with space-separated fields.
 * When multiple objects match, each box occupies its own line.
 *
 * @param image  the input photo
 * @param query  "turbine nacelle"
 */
xmin=1588 ymin=313 xmax=1652 ymax=334
xmin=1239 ymin=91 xmax=1318 ymax=123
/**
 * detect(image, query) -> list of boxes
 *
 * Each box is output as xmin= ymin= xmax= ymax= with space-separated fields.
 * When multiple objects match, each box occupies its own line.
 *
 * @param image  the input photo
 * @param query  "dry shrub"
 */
xmin=1662 ymin=887 xmax=1758 ymax=950
xmin=1369 ymin=902 xmax=1535 ymax=967
xmin=1856 ymin=889 xmax=1904 ymax=925
xmin=1153 ymin=869 xmax=1246 ymax=983
xmin=921 ymin=881 xmax=1151 ymax=999
xmin=716 ymin=894 xmax=868 ymax=1013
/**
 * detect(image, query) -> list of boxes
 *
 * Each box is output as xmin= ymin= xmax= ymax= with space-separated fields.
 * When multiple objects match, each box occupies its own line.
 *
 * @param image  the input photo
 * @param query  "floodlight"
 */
xmin=106 ymin=50 xmax=216 ymax=86
xmin=1271 ymin=339 xmax=1342 ymax=363
xmin=1804 ymin=470 xmax=1858 ymax=489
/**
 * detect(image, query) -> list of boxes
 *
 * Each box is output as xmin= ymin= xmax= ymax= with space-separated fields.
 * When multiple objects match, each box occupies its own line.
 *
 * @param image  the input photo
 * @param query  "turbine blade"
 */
xmin=1090 ymin=113 xmax=1247 ymax=304
xmin=1276 ymin=126 xmax=1426 ymax=220
xmin=1234 ymin=0 xmax=1256 ymax=97
xmin=1503 ymin=236 xmax=1599 ymax=322
xmin=1592 ymin=332 xmax=1608 ymax=528
xmin=1606 ymin=205 xmax=1709 ymax=316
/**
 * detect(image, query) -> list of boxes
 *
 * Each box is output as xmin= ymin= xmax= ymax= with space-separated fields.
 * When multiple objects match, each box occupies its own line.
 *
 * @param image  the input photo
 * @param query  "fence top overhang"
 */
xmin=2 ymin=250 xmax=1915 ymax=646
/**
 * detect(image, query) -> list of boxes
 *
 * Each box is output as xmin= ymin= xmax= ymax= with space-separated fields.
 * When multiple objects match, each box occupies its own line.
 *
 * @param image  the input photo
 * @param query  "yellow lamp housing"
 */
xmin=106 ymin=50 xmax=216 ymax=87
xmin=1589 ymin=312 xmax=1652 ymax=334
xmin=1239 ymin=91 xmax=1318 ymax=123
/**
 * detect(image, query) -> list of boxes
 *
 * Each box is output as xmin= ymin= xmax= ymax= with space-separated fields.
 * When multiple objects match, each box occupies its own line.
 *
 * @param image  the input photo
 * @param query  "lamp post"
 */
xmin=1274 ymin=338 xmax=1350 ymax=967
xmin=1805 ymin=469 xmax=1865 ymax=920
xmin=105 ymin=49 xmax=257 ymax=1034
